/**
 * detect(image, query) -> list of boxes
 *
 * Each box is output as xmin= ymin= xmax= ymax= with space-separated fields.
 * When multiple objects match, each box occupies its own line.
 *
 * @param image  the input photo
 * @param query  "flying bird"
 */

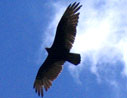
xmin=33 ymin=2 xmax=82 ymax=97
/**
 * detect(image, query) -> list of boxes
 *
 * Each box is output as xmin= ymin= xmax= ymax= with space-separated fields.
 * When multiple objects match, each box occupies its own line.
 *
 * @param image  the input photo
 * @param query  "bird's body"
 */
xmin=33 ymin=2 xmax=82 ymax=97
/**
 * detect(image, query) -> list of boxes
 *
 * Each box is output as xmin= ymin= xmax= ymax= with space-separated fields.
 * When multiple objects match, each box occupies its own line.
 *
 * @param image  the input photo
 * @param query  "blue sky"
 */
xmin=1 ymin=0 xmax=127 ymax=98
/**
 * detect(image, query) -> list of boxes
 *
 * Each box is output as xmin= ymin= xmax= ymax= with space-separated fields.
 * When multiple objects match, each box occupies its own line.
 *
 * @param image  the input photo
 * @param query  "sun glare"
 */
xmin=73 ymin=18 xmax=111 ymax=54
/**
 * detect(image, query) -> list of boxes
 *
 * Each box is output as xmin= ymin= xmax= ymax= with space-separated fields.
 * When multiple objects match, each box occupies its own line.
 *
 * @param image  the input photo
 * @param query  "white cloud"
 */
xmin=69 ymin=0 xmax=127 ymax=79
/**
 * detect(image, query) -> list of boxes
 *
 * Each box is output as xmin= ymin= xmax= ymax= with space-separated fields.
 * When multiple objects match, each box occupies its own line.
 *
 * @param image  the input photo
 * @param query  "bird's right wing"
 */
xmin=33 ymin=58 xmax=65 ymax=97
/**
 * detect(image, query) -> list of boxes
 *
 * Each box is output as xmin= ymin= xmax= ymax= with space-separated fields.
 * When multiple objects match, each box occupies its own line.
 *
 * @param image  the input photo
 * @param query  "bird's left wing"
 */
xmin=33 ymin=59 xmax=65 ymax=97
xmin=51 ymin=2 xmax=82 ymax=51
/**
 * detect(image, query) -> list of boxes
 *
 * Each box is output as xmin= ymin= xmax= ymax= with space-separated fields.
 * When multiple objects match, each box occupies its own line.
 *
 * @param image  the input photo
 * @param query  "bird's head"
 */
xmin=45 ymin=47 xmax=50 ymax=53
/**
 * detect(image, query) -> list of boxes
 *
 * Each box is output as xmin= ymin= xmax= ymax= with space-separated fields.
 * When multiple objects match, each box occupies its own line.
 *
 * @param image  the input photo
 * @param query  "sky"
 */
xmin=0 ymin=0 xmax=127 ymax=98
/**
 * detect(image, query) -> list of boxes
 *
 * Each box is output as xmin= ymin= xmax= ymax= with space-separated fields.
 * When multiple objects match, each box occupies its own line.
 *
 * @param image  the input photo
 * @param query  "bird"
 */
xmin=33 ymin=2 xmax=82 ymax=97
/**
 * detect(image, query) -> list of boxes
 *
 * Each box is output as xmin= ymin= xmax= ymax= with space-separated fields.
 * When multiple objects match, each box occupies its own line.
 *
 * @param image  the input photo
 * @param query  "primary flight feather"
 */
xmin=33 ymin=2 xmax=82 ymax=97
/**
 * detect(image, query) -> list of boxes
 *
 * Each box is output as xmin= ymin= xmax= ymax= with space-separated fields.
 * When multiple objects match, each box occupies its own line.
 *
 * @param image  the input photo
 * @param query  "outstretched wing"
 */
xmin=51 ymin=2 xmax=82 ymax=51
xmin=33 ymin=56 xmax=65 ymax=97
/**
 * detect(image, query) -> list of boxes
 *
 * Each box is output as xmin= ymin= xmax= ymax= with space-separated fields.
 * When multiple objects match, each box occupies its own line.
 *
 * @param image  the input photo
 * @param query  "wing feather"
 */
xmin=33 ymin=60 xmax=64 ymax=97
xmin=51 ymin=2 xmax=82 ymax=51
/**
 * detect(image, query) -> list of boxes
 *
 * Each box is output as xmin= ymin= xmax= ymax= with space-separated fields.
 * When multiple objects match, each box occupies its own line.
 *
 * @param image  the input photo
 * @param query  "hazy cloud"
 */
xmin=69 ymin=0 xmax=127 ymax=79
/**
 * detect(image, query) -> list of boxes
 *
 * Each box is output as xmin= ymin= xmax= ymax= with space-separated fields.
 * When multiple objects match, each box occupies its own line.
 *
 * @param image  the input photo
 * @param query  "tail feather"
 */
xmin=67 ymin=53 xmax=81 ymax=65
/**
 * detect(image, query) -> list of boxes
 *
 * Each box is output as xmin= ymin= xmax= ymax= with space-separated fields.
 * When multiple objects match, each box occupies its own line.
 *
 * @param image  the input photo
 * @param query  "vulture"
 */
xmin=33 ymin=2 xmax=82 ymax=97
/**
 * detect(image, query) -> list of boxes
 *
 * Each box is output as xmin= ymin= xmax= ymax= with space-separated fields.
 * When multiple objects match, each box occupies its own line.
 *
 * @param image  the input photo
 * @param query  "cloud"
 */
xmin=42 ymin=0 xmax=127 ymax=91
xmin=69 ymin=0 xmax=127 ymax=79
